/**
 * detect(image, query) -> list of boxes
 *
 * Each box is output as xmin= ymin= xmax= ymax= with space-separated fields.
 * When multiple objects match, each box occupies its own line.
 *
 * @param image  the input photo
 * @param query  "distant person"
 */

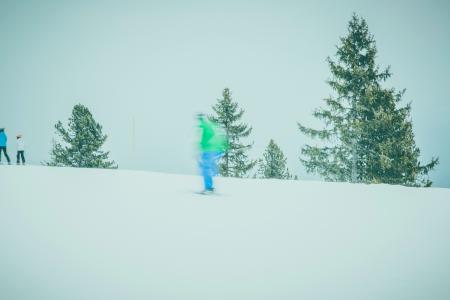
xmin=16 ymin=134 xmax=26 ymax=165
xmin=0 ymin=128 xmax=11 ymax=165
xmin=197 ymin=114 xmax=228 ymax=194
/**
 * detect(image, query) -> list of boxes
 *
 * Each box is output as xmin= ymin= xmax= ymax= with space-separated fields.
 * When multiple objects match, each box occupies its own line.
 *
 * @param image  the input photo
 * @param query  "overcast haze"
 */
xmin=1 ymin=0 xmax=449 ymax=187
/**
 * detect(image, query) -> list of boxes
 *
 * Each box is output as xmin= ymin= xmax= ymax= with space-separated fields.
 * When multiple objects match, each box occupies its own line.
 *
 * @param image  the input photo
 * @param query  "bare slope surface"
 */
xmin=1 ymin=166 xmax=449 ymax=300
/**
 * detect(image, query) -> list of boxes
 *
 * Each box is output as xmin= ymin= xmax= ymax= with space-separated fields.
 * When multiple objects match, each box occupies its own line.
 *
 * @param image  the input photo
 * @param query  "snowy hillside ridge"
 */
xmin=1 ymin=166 xmax=450 ymax=300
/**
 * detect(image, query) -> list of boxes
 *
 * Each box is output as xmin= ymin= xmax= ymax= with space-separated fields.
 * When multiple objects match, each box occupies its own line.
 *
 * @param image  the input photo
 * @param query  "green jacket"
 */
xmin=199 ymin=119 xmax=229 ymax=152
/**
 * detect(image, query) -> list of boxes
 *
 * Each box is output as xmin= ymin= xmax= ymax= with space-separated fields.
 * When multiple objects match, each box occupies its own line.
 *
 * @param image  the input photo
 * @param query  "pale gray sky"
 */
xmin=1 ymin=0 xmax=449 ymax=187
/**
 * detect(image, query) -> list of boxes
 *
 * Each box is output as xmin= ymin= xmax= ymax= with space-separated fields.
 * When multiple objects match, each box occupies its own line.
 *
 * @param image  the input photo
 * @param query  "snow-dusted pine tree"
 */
xmin=210 ymin=88 xmax=256 ymax=177
xmin=47 ymin=104 xmax=117 ymax=168
xmin=298 ymin=14 xmax=438 ymax=186
xmin=257 ymin=139 xmax=292 ymax=179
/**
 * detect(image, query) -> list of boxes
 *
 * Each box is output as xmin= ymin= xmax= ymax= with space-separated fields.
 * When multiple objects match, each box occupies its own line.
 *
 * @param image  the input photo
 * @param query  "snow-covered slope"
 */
xmin=1 ymin=166 xmax=449 ymax=300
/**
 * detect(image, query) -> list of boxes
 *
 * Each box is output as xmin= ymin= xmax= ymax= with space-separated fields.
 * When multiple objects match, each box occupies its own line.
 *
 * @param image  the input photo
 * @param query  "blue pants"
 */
xmin=0 ymin=146 xmax=10 ymax=163
xmin=199 ymin=151 xmax=223 ymax=190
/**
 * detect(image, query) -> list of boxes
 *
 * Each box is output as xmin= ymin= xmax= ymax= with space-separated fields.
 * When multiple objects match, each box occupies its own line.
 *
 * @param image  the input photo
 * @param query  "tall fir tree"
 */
xmin=298 ymin=14 xmax=438 ymax=186
xmin=47 ymin=104 xmax=117 ymax=168
xmin=257 ymin=139 xmax=292 ymax=179
xmin=210 ymin=88 xmax=256 ymax=177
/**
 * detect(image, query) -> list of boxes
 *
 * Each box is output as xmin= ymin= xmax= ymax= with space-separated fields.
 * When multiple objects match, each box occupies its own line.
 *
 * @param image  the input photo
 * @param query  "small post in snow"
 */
xmin=351 ymin=138 xmax=358 ymax=183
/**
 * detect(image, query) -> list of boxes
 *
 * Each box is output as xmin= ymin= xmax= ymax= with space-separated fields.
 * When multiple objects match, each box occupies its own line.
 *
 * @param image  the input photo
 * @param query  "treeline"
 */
xmin=47 ymin=14 xmax=438 ymax=187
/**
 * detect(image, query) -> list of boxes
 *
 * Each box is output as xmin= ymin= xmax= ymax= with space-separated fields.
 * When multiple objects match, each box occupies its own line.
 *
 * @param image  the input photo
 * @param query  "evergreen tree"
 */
xmin=257 ymin=139 xmax=292 ymax=179
xmin=47 ymin=104 xmax=117 ymax=168
xmin=298 ymin=14 xmax=438 ymax=186
xmin=210 ymin=88 xmax=256 ymax=177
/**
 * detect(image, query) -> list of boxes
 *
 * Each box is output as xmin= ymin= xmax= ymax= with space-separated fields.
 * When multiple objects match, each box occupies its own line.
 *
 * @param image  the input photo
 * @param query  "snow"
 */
xmin=1 ymin=165 xmax=450 ymax=300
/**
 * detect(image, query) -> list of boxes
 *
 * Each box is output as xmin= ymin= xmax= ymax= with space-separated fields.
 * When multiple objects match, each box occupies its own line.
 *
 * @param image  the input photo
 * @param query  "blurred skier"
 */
xmin=16 ymin=134 xmax=26 ymax=165
xmin=197 ymin=114 xmax=228 ymax=194
xmin=0 ymin=128 xmax=11 ymax=165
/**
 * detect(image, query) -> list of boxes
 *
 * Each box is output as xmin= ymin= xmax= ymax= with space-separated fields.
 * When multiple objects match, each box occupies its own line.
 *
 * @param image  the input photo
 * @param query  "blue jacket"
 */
xmin=0 ymin=132 xmax=7 ymax=147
